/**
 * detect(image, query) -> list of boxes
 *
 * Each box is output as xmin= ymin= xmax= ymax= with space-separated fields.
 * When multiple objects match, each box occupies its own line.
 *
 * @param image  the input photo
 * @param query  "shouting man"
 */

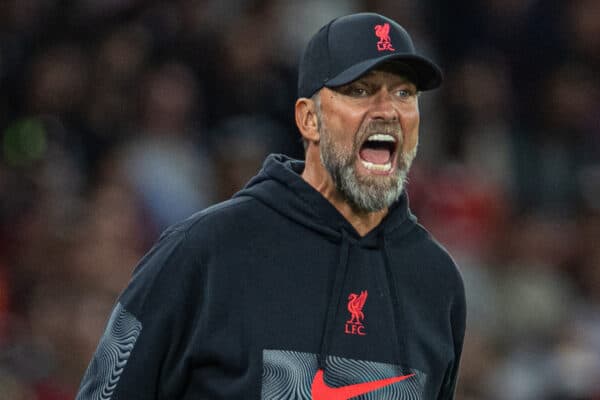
xmin=77 ymin=12 xmax=465 ymax=400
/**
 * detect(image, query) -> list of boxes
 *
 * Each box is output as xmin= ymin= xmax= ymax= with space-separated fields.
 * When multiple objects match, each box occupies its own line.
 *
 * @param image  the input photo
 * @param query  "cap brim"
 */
xmin=325 ymin=53 xmax=443 ymax=91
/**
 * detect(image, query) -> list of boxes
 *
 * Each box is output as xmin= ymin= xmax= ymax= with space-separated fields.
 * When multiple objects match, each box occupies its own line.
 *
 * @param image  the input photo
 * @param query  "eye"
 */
xmin=337 ymin=83 xmax=370 ymax=97
xmin=394 ymin=88 xmax=414 ymax=100
xmin=352 ymin=87 xmax=369 ymax=97
xmin=346 ymin=84 xmax=370 ymax=97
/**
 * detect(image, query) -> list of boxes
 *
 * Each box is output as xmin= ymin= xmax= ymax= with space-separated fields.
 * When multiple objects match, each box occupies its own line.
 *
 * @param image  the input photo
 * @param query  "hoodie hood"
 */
xmin=235 ymin=154 xmax=418 ymax=245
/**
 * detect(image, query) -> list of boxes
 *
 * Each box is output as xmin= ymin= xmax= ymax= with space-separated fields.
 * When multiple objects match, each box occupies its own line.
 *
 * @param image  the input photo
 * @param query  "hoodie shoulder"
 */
xmin=177 ymin=196 xmax=257 ymax=229
xmin=121 ymin=196 xmax=268 ymax=313
xmin=171 ymin=195 xmax=276 ymax=241
xmin=394 ymin=221 xmax=464 ymax=289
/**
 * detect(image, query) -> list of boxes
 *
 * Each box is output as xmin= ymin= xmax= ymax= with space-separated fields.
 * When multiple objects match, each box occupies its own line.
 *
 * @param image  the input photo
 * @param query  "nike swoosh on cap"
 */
xmin=311 ymin=368 xmax=414 ymax=400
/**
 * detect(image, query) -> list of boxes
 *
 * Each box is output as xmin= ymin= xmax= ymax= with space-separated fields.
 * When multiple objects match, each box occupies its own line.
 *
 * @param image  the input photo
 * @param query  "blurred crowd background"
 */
xmin=0 ymin=0 xmax=599 ymax=399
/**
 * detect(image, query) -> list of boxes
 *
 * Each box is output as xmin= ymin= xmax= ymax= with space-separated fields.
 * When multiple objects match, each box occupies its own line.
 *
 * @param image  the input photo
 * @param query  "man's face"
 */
xmin=316 ymin=69 xmax=420 ymax=213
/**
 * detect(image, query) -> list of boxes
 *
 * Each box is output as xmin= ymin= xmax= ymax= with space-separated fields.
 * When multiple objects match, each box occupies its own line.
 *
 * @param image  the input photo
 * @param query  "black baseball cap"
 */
xmin=298 ymin=12 xmax=443 ymax=98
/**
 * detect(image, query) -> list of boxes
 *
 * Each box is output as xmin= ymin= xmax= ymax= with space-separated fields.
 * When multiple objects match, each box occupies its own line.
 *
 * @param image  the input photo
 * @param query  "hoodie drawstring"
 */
xmin=318 ymin=230 xmax=351 ymax=370
xmin=379 ymin=233 xmax=407 ymax=364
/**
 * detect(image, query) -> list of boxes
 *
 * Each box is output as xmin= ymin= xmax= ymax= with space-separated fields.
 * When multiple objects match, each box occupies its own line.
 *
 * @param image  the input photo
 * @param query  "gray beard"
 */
xmin=319 ymin=122 xmax=416 ymax=213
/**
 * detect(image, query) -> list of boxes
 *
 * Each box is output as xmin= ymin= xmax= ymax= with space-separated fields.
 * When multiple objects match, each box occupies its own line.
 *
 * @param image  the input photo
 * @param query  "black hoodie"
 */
xmin=76 ymin=154 xmax=465 ymax=400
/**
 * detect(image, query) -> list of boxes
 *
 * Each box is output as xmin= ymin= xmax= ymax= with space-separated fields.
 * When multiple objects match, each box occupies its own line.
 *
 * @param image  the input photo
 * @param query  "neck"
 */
xmin=301 ymin=149 xmax=388 ymax=237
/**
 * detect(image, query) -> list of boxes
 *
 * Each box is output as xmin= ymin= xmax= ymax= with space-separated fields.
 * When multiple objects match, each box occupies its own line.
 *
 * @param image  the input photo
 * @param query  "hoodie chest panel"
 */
xmin=197 ymin=230 xmax=452 ymax=363
xmin=198 ymin=220 xmax=341 ymax=352
xmin=328 ymin=246 xmax=401 ymax=363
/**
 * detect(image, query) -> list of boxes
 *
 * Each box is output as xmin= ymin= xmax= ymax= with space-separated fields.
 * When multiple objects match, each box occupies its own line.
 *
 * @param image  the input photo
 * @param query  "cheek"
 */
xmin=323 ymin=108 xmax=362 ymax=145
xmin=401 ymin=108 xmax=420 ymax=151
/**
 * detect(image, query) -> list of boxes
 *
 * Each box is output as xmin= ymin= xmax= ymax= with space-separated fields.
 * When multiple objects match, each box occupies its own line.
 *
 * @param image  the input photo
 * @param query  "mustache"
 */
xmin=357 ymin=120 xmax=402 ymax=145
xmin=363 ymin=120 xmax=401 ymax=134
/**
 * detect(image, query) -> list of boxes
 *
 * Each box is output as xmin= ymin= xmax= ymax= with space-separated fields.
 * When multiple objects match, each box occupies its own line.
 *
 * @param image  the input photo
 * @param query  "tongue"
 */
xmin=359 ymin=148 xmax=390 ymax=164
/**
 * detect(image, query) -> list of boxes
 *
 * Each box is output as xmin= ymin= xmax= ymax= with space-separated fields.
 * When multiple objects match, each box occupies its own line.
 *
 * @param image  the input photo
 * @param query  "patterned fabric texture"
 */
xmin=76 ymin=303 xmax=142 ymax=400
xmin=262 ymin=349 xmax=426 ymax=399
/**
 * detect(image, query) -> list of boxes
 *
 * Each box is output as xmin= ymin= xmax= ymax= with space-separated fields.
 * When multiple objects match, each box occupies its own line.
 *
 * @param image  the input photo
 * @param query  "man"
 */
xmin=77 ymin=12 xmax=465 ymax=400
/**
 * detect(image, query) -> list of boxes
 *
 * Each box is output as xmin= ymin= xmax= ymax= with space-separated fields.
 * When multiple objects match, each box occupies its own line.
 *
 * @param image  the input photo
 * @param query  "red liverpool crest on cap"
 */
xmin=374 ymin=23 xmax=395 ymax=52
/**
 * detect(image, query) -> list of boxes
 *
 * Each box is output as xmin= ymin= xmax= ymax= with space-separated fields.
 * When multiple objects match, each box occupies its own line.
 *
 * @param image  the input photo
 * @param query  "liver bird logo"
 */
xmin=374 ymin=23 xmax=395 ymax=52
xmin=347 ymin=291 xmax=368 ymax=324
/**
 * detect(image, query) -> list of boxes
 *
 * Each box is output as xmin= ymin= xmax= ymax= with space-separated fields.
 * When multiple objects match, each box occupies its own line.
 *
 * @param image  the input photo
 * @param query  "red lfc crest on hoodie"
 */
xmin=345 ymin=290 xmax=368 ymax=336
xmin=374 ymin=23 xmax=395 ymax=52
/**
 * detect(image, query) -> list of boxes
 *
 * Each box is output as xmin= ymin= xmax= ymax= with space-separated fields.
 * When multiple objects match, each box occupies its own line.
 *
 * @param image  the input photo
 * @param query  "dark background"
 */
xmin=1 ymin=0 xmax=599 ymax=398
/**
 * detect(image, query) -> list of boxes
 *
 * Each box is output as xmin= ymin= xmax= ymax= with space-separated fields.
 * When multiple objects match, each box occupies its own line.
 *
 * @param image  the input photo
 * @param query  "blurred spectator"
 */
xmin=66 ymin=166 xmax=148 ymax=295
xmin=23 ymin=44 xmax=92 ymax=171
xmin=514 ymin=62 xmax=600 ymax=215
xmin=84 ymin=24 xmax=151 ymax=167
xmin=211 ymin=114 xmax=288 ymax=200
xmin=565 ymin=0 xmax=600 ymax=68
xmin=442 ymin=51 xmax=515 ymax=184
xmin=409 ymin=163 xmax=510 ymax=264
xmin=117 ymin=62 xmax=217 ymax=230
xmin=202 ymin=0 xmax=302 ymax=157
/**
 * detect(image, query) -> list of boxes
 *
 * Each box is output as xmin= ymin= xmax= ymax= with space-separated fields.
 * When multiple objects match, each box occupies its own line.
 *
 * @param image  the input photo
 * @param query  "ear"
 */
xmin=295 ymin=97 xmax=320 ymax=144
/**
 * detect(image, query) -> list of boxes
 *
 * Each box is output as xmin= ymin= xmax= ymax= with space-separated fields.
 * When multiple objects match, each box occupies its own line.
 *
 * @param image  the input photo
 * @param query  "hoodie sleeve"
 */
xmin=437 ymin=274 xmax=467 ymax=400
xmin=76 ymin=226 xmax=202 ymax=400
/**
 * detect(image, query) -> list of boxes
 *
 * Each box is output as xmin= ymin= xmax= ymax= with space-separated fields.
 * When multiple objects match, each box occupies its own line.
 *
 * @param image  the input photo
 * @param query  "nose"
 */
xmin=368 ymin=88 xmax=398 ymax=121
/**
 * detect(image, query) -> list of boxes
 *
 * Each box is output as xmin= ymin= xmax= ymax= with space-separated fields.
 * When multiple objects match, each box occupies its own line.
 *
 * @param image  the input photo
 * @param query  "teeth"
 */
xmin=361 ymin=160 xmax=392 ymax=172
xmin=367 ymin=134 xmax=396 ymax=142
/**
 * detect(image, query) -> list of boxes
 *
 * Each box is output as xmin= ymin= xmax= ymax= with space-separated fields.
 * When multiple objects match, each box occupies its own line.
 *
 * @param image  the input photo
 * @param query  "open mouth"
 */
xmin=358 ymin=133 xmax=398 ymax=173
